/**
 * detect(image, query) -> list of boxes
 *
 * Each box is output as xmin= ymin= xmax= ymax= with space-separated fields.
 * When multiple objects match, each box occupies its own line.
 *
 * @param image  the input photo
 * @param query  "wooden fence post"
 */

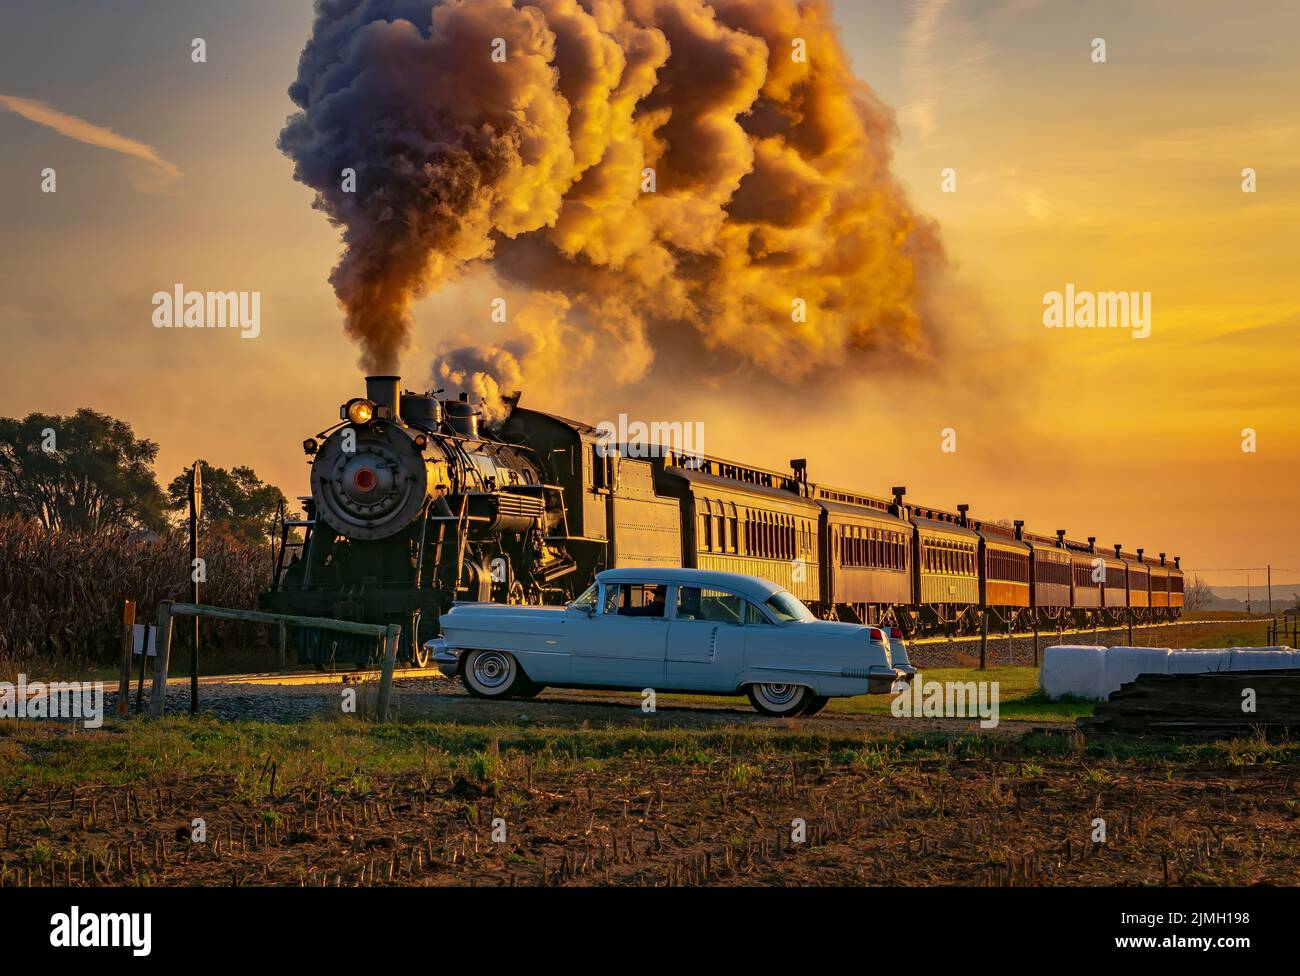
xmin=149 ymin=602 xmax=175 ymax=718
xmin=978 ymin=609 xmax=988 ymax=670
xmin=116 ymin=600 xmax=136 ymax=717
xmin=375 ymin=624 xmax=401 ymax=723
xmin=277 ymin=620 xmax=287 ymax=673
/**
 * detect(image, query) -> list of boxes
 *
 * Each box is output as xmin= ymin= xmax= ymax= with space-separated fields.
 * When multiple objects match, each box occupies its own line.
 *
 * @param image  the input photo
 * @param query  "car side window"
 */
xmin=676 ymin=587 xmax=744 ymax=623
xmin=744 ymin=602 xmax=772 ymax=625
xmin=605 ymin=583 xmax=667 ymax=619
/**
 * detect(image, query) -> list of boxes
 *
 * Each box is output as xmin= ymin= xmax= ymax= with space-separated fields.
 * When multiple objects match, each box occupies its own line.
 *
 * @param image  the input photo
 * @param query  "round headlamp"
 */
xmin=344 ymin=398 xmax=375 ymax=424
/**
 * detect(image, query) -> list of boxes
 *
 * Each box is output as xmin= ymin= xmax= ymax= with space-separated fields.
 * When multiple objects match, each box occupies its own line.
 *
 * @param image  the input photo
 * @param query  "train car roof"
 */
xmin=817 ymin=497 xmax=910 ymax=526
xmin=971 ymin=522 xmax=1030 ymax=550
xmin=909 ymin=512 xmax=980 ymax=540
xmin=667 ymin=464 xmax=820 ymax=512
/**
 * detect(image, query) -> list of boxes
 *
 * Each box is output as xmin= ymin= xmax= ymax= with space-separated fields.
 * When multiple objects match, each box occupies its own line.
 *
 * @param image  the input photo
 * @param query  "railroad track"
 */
xmin=160 ymin=617 xmax=1260 ymax=687
xmin=908 ymin=616 xmax=1254 ymax=645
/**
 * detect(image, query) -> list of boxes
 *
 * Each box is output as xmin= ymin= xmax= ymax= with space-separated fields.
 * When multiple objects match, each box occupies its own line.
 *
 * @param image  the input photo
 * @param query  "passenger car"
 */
xmin=427 ymin=568 xmax=908 ymax=716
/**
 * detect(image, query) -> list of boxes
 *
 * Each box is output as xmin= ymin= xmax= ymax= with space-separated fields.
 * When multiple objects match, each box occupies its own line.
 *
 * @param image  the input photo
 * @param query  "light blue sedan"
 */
xmin=427 ymin=568 xmax=908 ymax=716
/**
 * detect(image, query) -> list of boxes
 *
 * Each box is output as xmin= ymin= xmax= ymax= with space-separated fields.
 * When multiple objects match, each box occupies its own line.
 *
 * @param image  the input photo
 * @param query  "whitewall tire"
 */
xmin=461 ymin=649 xmax=529 ymax=699
xmin=747 ymin=682 xmax=813 ymax=717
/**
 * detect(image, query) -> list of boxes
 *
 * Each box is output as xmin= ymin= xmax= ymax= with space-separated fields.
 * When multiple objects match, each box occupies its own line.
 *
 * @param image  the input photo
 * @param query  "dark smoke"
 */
xmin=280 ymin=0 xmax=943 ymax=397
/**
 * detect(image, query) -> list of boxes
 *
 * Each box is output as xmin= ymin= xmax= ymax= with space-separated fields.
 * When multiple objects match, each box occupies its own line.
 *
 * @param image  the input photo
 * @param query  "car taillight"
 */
xmin=890 ymin=627 xmax=904 ymax=639
xmin=868 ymin=627 xmax=885 ymax=641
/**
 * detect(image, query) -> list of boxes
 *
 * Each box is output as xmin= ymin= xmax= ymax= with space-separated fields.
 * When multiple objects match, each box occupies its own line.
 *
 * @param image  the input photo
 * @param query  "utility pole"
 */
xmin=1267 ymin=564 xmax=1272 ymax=614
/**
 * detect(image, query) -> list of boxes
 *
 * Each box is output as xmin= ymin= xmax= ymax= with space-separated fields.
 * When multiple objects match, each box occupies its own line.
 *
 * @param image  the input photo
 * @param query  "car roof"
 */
xmin=595 ymin=567 xmax=787 ymax=602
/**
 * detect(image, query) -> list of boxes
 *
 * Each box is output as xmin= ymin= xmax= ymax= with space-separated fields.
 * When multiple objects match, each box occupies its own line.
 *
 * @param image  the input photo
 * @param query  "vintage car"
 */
xmin=426 ymin=568 xmax=909 ymax=716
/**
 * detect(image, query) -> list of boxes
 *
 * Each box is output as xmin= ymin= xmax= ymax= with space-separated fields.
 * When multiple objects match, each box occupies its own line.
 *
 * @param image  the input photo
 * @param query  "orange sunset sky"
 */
xmin=0 ymin=0 xmax=1297 ymax=588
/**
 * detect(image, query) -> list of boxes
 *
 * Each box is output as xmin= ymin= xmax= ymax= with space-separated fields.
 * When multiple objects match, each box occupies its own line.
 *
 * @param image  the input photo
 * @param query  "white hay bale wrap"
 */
xmin=1039 ymin=645 xmax=1107 ymax=700
xmin=1166 ymin=649 xmax=1233 ymax=674
xmin=1228 ymin=647 xmax=1299 ymax=671
xmin=1103 ymin=646 xmax=1172 ymax=698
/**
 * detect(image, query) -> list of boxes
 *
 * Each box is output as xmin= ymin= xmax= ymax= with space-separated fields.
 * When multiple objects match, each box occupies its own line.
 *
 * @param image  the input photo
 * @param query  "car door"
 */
xmin=666 ymin=586 xmax=747 ymax=691
xmin=569 ymin=581 xmax=668 ymax=688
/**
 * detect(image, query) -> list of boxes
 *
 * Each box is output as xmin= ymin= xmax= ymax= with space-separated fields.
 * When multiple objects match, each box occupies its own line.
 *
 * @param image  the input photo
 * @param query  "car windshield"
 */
xmin=568 ymin=583 xmax=598 ymax=611
xmin=764 ymin=591 xmax=815 ymax=623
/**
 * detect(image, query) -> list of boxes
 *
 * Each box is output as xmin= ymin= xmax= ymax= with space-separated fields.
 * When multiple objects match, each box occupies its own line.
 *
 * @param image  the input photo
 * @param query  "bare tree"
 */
xmin=1183 ymin=575 xmax=1213 ymax=611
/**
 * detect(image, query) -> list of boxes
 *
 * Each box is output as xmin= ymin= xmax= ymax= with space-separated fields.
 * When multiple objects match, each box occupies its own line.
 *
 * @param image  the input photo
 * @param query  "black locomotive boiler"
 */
xmin=262 ymin=375 xmax=1184 ymax=668
xmin=261 ymin=376 xmax=580 ymax=667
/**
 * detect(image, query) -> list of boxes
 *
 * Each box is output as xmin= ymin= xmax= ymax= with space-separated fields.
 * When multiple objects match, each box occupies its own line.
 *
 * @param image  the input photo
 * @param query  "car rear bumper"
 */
xmin=869 ymin=666 xmax=911 ymax=694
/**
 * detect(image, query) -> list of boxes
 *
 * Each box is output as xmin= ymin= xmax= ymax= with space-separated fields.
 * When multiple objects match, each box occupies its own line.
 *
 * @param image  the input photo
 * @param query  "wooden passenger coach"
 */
xmin=907 ymin=502 xmax=979 ymax=631
xmin=656 ymin=452 xmax=821 ymax=605
xmin=973 ymin=519 xmax=1030 ymax=616
xmin=814 ymin=485 xmax=912 ymax=623
xmin=1167 ymin=555 xmax=1184 ymax=610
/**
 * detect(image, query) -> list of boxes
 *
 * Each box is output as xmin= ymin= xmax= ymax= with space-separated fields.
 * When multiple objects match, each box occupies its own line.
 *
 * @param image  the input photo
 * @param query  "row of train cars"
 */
xmin=512 ymin=408 xmax=1186 ymax=638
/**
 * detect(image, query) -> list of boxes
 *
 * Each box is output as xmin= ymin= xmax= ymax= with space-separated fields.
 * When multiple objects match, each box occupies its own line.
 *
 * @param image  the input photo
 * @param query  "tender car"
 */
xmin=426 ymin=568 xmax=909 ymax=717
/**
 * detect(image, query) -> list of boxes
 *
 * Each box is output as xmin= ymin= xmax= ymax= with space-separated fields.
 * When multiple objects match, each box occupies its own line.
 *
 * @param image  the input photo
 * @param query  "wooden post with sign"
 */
xmin=978 ymin=609 xmax=988 ymax=670
xmin=189 ymin=461 xmax=202 ymax=715
xmin=116 ymin=600 xmax=135 ymax=716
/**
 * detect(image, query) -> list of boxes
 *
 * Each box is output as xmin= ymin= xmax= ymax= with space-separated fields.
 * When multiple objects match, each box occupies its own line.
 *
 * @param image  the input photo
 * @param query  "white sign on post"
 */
xmin=132 ymin=624 xmax=157 ymax=657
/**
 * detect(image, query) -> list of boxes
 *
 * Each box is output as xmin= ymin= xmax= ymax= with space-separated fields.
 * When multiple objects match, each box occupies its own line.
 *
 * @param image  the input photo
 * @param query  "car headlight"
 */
xmin=344 ymin=398 xmax=375 ymax=424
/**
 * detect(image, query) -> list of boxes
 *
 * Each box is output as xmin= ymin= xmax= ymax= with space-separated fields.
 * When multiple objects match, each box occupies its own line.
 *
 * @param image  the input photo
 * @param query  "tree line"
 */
xmin=0 ymin=408 xmax=288 ymax=542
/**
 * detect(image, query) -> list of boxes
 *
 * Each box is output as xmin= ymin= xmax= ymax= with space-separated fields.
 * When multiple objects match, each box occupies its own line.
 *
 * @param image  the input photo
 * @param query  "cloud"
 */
xmin=0 ymin=93 xmax=182 ymax=192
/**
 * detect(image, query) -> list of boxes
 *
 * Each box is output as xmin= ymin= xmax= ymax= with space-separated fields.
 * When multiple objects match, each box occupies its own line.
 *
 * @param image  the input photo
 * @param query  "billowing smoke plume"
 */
xmin=281 ymin=0 xmax=942 ymax=400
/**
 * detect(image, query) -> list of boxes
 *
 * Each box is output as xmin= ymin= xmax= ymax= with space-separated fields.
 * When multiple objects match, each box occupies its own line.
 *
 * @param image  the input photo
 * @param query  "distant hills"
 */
xmin=1205 ymin=585 xmax=1300 ymax=614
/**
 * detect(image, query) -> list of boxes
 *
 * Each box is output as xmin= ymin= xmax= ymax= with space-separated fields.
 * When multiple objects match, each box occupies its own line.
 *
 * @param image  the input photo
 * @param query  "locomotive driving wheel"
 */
xmin=408 ymin=612 xmax=430 ymax=669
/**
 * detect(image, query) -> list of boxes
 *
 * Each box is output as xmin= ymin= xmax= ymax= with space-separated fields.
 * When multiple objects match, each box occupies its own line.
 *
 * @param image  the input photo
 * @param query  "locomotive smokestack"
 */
xmin=1137 ymin=547 xmax=1145 ymax=562
xmin=1114 ymin=544 xmax=1122 ymax=558
xmin=1088 ymin=536 xmax=1096 ymax=553
xmin=1056 ymin=529 xmax=1066 ymax=547
xmin=956 ymin=503 xmax=969 ymax=528
xmin=1014 ymin=519 xmax=1024 ymax=541
xmin=1160 ymin=552 xmax=1166 ymax=566
xmin=1174 ymin=556 xmax=1181 ymax=569
xmin=365 ymin=375 xmax=401 ymax=422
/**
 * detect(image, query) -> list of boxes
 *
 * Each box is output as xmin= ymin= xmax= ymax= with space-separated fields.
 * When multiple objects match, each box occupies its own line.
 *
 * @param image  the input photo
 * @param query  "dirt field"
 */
xmin=2 ymin=712 xmax=1297 ymax=887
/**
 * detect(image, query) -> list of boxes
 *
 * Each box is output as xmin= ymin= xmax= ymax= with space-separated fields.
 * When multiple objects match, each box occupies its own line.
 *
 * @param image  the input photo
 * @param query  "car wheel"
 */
xmin=801 ymin=695 xmax=829 ymax=716
xmin=747 ymin=682 xmax=813 ymax=717
xmin=461 ymin=649 xmax=528 ymax=699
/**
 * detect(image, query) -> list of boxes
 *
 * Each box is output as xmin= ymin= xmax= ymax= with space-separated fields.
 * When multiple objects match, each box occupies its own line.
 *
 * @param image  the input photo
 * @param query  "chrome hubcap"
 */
xmin=472 ymin=652 xmax=512 ymax=689
xmin=759 ymin=683 xmax=798 ymax=706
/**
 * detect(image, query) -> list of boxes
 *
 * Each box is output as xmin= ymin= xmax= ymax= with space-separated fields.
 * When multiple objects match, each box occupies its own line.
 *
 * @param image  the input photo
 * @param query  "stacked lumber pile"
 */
xmin=1079 ymin=669 xmax=1300 ymax=738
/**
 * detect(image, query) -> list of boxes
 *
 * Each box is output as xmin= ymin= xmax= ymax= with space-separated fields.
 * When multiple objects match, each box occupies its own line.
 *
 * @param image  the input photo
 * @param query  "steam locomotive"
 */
xmin=260 ymin=375 xmax=1184 ymax=667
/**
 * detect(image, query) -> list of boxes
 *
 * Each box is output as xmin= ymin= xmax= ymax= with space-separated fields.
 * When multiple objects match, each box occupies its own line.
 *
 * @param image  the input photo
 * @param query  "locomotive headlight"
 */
xmin=343 ymin=398 xmax=375 ymax=425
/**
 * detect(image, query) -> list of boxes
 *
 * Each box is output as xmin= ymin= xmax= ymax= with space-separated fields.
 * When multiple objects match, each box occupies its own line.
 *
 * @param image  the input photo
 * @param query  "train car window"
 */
xmin=699 ymin=511 xmax=712 ymax=552
xmin=591 ymin=445 xmax=607 ymax=489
